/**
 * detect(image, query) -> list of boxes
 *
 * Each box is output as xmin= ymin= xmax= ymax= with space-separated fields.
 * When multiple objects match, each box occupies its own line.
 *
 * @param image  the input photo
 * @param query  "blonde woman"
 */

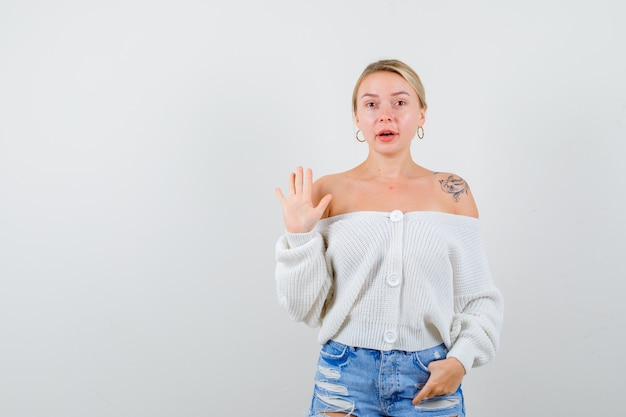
xmin=275 ymin=59 xmax=503 ymax=417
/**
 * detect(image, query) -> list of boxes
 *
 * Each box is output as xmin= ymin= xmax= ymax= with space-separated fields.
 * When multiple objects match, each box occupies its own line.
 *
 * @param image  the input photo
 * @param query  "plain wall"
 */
xmin=1 ymin=1 xmax=625 ymax=416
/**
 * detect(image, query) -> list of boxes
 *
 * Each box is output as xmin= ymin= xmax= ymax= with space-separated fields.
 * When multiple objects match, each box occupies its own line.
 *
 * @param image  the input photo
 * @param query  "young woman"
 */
xmin=274 ymin=59 xmax=503 ymax=417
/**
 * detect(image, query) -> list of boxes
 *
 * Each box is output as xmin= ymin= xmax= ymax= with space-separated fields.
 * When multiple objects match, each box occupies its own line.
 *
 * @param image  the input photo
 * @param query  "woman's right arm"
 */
xmin=274 ymin=167 xmax=333 ymax=326
xmin=275 ymin=231 xmax=333 ymax=326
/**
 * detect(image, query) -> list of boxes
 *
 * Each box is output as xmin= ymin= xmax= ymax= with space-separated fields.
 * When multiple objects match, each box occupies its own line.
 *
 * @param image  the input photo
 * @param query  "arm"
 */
xmin=275 ymin=231 xmax=333 ymax=326
xmin=413 ymin=228 xmax=503 ymax=405
xmin=414 ymin=176 xmax=502 ymax=404
xmin=448 ymin=264 xmax=503 ymax=369
xmin=274 ymin=167 xmax=334 ymax=326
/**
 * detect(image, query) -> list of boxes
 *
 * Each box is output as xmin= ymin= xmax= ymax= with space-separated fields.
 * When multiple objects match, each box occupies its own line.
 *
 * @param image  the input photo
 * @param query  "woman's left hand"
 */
xmin=412 ymin=357 xmax=465 ymax=405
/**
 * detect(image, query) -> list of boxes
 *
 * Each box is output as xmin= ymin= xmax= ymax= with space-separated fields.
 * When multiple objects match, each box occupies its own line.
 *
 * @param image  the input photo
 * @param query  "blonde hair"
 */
xmin=352 ymin=59 xmax=427 ymax=113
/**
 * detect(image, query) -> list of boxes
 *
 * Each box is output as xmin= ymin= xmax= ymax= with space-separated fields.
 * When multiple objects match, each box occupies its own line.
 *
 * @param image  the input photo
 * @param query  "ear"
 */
xmin=418 ymin=108 xmax=426 ymax=126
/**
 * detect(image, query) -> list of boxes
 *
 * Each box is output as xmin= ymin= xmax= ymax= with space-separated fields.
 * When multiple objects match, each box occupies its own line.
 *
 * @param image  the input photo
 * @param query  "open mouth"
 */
xmin=377 ymin=130 xmax=397 ymax=140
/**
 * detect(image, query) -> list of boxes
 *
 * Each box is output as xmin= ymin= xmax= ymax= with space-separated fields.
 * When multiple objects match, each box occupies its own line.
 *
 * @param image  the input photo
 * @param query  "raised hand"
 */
xmin=275 ymin=166 xmax=333 ymax=233
xmin=412 ymin=357 xmax=465 ymax=405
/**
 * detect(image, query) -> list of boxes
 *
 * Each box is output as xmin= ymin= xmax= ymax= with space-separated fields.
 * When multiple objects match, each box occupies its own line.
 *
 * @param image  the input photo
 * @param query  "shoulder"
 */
xmin=432 ymin=172 xmax=479 ymax=218
xmin=312 ymin=172 xmax=340 ymax=213
xmin=312 ymin=171 xmax=354 ymax=218
xmin=313 ymin=172 xmax=342 ymax=195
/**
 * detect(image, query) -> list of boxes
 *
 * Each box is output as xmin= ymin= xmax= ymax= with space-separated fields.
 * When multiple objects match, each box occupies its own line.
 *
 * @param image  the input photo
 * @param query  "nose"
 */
xmin=379 ymin=107 xmax=393 ymax=122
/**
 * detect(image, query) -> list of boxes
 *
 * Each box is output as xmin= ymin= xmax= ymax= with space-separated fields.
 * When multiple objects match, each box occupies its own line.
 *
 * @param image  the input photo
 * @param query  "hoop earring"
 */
xmin=417 ymin=126 xmax=424 ymax=140
xmin=355 ymin=129 xmax=366 ymax=142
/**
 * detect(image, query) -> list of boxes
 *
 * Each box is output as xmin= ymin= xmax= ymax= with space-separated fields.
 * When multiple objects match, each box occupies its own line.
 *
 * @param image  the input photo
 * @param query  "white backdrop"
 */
xmin=1 ymin=1 xmax=625 ymax=416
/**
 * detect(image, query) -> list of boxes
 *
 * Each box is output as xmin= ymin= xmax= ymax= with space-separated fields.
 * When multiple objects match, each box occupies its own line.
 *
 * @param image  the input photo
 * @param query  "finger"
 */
xmin=303 ymin=167 xmax=313 ymax=195
xmin=275 ymin=187 xmax=286 ymax=204
xmin=294 ymin=166 xmax=304 ymax=194
xmin=412 ymin=391 xmax=428 ymax=405
xmin=412 ymin=382 xmax=434 ymax=405
xmin=288 ymin=172 xmax=296 ymax=195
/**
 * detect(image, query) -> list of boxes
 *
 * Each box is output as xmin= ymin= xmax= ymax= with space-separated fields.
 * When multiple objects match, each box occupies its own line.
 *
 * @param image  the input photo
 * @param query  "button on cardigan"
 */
xmin=275 ymin=210 xmax=503 ymax=372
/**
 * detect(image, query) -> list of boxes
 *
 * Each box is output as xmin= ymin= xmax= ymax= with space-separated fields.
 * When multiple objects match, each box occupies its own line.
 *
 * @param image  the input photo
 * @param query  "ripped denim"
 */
xmin=308 ymin=341 xmax=464 ymax=417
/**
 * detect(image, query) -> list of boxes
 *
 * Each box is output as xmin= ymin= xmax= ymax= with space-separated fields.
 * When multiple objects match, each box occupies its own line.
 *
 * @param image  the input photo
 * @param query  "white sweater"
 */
xmin=275 ymin=210 xmax=503 ymax=372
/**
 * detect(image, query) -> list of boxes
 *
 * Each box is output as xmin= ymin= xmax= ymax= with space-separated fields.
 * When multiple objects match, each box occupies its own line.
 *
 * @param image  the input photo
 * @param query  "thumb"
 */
xmin=315 ymin=193 xmax=333 ymax=214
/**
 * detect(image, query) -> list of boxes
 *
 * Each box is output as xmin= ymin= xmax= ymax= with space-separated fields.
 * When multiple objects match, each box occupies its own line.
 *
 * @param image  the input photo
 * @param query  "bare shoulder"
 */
xmin=433 ymin=172 xmax=479 ymax=218
xmin=312 ymin=171 xmax=354 ymax=218
xmin=311 ymin=172 xmax=339 ymax=217
xmin=313 ymin=172 xmax=342 ymax=195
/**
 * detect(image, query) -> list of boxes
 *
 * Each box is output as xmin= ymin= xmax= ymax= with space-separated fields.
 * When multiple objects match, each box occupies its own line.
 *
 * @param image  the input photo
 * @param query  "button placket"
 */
xmin=382 ymin=210 xmax=404 ymax=347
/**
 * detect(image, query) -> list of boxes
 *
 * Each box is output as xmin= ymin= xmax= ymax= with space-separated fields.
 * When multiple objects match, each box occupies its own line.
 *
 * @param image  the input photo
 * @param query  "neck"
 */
xmin=359 ymin=153 xmax=418 ymax=180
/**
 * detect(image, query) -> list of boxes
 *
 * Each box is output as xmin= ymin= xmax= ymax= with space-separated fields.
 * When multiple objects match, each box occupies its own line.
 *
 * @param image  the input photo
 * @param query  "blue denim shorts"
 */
xmin=308 ymin=340 xmax=465 ymax=417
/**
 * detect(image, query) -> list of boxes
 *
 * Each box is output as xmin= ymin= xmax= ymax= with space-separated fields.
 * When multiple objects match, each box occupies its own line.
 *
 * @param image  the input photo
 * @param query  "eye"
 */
xmin=365 ymin=102 xmax=376 ymax=108
xmin=396 ymin=100 xmax=406 ymax=106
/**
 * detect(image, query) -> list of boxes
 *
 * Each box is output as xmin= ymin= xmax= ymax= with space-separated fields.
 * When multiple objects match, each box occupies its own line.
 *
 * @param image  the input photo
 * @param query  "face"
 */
xmin=354 ymin=71 xmax=425 ymax=150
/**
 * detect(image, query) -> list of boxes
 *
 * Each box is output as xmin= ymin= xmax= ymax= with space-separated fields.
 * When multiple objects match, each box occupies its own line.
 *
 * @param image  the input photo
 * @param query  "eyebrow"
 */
xmin=360 ymin=91 xmax=411 ymax=99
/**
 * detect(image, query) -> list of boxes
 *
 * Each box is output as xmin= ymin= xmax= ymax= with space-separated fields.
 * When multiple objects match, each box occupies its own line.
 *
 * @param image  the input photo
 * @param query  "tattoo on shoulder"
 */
xmin=438 ymin=174 xmax=468 ymax=202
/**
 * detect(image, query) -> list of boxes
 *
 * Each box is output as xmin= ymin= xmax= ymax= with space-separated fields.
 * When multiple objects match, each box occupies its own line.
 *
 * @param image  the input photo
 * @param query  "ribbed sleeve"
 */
xmin=274 ymin=211 xmax=503 ymax=371
xmin=447 ymin=226 xmax=504 ymax=370
xmin=275 ymin=230 xmax=333 ymax=327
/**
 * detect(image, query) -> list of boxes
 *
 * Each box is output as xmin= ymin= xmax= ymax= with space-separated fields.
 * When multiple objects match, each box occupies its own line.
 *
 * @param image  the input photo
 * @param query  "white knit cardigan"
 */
xmin=275 ymin=210 xmax=503 ymax=372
